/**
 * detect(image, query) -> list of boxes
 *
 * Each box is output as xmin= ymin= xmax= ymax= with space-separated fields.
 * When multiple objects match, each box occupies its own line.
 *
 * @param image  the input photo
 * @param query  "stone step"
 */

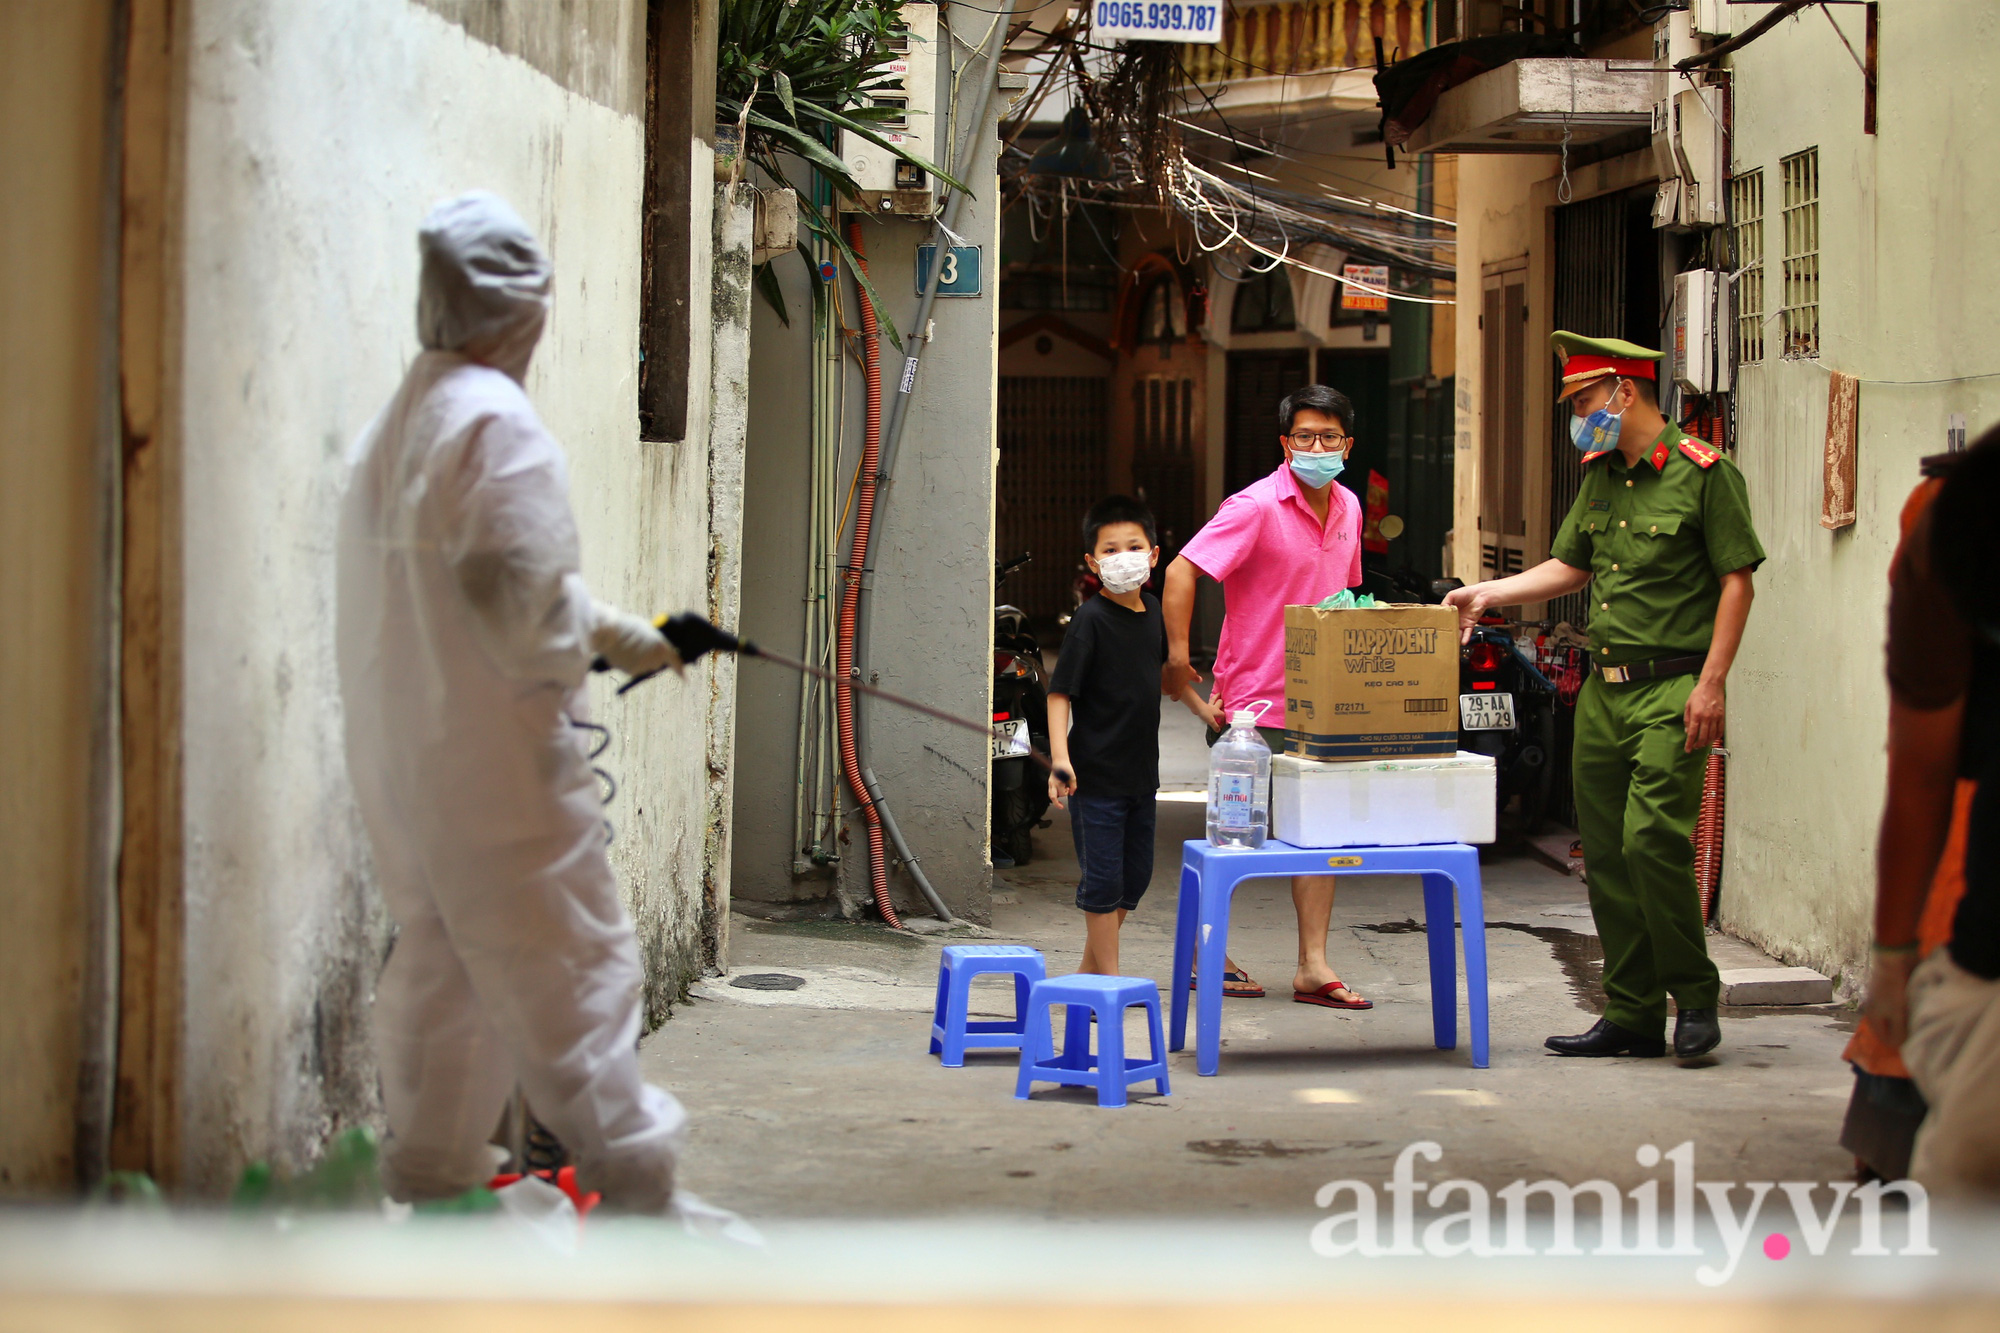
xmin=1718 ymin=966 xmax=1834 ymax=1006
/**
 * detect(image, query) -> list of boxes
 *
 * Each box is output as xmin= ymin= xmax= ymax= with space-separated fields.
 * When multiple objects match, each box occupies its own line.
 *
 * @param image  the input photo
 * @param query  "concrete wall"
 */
xmin=169 ymin=0 xmax=725 ymax=1191
xmin=732 ymin=186 xmax=823 ymax=917
xmin=1717 ymin=0 xmax=2000 ymax=990
xmin=0 ymin=0 xmax=116 ymax=1195
xmin=735 ymin=65 xmax=1010 ymax=923
xmin=1448 ymin=152 xmax=1554 ymax=583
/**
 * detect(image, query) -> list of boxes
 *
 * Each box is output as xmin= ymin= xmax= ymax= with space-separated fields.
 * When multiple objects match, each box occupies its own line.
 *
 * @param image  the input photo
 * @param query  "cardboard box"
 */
xmin=1282 ymin=604 xmax=1459 ymax=759
xmin=1272 ymin=751 xmax=1496 ymax=848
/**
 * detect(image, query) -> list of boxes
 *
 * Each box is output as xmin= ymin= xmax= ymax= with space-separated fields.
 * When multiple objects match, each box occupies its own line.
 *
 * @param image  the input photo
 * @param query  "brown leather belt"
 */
xmin=1597 ymin=653 xmax=1707 ymax=684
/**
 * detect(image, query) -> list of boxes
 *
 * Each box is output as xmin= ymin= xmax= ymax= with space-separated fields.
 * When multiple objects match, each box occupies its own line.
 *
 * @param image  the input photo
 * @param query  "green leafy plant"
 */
xmin=716 ymin=0 xmax=969 ymax=342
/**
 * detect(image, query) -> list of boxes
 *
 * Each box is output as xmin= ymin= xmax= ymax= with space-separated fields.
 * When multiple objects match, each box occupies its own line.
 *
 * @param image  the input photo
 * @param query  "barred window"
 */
xmin=1780 ymin=149 xmax=1819 ymax=359
xmin=1731 ymin=170 xmax=1764 ymax=365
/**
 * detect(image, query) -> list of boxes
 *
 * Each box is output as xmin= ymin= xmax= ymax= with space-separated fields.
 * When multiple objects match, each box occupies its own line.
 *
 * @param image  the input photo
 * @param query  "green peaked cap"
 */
xmin=1549 ymin=330 xmax=1664 ymax=362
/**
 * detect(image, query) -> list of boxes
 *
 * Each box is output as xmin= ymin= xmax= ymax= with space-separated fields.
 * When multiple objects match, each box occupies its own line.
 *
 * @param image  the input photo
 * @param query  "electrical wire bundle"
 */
xmin=1163 ymin=152 xmax=1455 ymax=304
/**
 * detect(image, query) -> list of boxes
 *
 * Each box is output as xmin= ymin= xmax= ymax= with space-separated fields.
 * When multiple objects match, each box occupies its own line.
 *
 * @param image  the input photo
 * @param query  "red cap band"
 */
xmin=1561 ymin=354 xmax=1657 ymax=384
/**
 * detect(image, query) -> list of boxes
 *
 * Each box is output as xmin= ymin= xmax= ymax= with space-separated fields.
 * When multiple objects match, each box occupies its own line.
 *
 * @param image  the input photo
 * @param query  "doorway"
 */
xmin=1317 ymin=349 xmax=1391 ymax=519
xmin=1224 ymin=349 xmax=1309 ymax=499
xmin=997 ymin=376 xmax=1109 ymax=625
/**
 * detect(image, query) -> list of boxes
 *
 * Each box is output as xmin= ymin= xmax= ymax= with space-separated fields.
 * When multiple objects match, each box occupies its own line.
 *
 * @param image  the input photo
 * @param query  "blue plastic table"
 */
xmin=1169 ymin=838 xmax=1490 ymax=1075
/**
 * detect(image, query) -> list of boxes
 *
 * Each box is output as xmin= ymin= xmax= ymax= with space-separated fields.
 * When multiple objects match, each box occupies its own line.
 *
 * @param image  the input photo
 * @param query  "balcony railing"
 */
xmin=1182 ymin=0 xmax=1430 ymax=86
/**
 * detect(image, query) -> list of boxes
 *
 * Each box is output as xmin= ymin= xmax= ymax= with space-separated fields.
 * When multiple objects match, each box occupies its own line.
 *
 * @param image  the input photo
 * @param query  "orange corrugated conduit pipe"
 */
xmin=836 ymin=220 xmax=901 ymax=930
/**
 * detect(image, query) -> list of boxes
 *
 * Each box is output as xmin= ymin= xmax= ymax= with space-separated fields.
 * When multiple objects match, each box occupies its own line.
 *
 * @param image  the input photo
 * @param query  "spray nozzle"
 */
xmin=653 ymin=612 xmax=749 ymax=665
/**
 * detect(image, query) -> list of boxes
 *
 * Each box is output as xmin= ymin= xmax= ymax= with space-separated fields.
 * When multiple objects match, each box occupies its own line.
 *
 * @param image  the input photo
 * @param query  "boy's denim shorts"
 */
xmin=1068 ymin=791 xmax=1156 ymax=915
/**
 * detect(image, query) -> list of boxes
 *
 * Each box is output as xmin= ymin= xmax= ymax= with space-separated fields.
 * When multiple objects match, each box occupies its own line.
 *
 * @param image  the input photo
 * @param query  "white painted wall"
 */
xmin=1718 ymin=0 xmax=2000 ymax=990
xmin=173 ymin=0 xmax=723 ymax=1191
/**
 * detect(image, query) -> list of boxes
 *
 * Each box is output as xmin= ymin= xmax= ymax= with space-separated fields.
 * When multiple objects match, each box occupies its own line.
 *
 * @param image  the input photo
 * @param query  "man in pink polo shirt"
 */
xmin=1162 ymin=384 xmax=1370 ymax=1010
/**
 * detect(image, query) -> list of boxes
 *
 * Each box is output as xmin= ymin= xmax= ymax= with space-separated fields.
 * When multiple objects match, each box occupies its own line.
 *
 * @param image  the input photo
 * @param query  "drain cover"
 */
xmin=730 ymin=972 xmax=806 ymax=991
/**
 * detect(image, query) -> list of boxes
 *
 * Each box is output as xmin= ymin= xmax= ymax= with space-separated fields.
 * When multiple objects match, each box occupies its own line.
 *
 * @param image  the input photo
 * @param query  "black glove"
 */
xmin=655 ymin=613 xmax=744 ymax=666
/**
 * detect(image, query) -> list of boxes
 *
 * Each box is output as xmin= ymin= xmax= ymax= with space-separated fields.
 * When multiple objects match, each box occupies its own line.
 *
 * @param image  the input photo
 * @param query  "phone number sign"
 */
xmin=1093 ymin=2 xmax=1223 ymax=44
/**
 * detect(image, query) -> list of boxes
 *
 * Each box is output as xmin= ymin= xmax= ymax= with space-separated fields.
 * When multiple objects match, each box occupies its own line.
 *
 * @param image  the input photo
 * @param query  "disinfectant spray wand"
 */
xmin=606 ymin=613 xmax=1072 ymax=785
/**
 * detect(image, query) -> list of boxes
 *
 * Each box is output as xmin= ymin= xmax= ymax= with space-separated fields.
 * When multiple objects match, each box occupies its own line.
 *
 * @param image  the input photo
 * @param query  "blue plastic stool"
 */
xmin=1014 ymin=974 xmax=1171 ymax=1108
xmin=1170 ymin=839 xmax=1489 ymax=1075
xmin=929 ymin=945 xmax=1047 ymax=1066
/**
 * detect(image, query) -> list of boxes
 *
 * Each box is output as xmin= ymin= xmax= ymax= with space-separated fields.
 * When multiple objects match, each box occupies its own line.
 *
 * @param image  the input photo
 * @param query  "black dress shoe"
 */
xmin=1674 ymin=1006 xmax=1721 ymax=1059
xmin=1545 ymin=1017 xmax=1666 ymax=1057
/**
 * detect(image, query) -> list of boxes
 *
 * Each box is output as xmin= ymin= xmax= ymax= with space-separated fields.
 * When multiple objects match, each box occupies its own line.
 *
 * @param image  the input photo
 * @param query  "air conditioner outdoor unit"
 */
xmin=1673 ymin=269 xmax=1731 ymax=396
xmin=1653 ymin=8 xmax=1702 ymax=69
xmin=1688 ymin=0 xmax=1732 ymax=39
xmin=838 ymin=2 xmax=939 ymax=216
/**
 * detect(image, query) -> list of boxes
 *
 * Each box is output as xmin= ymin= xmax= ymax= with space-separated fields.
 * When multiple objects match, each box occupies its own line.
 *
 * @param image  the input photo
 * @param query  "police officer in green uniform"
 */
xmin=1446 ymin=331 xmax=1765 ymax=1061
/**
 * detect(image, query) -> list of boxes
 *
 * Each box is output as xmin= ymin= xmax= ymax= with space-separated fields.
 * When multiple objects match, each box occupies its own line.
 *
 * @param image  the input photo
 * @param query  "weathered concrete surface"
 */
xmin=171 ymin=0 xmax=722 ymax=1192
xmin=732 ymin=35 xmax=1003 ymax=925
xmin=1720 ymin=968 xmax=1836 ymax=1008
xmin=643 ymin=797 xmax=1857 ymax=1219
xmin=702 ymin=183 xmax=754 ymax=979
xmin=1719 ymin=2 xmax=2000 ymax=999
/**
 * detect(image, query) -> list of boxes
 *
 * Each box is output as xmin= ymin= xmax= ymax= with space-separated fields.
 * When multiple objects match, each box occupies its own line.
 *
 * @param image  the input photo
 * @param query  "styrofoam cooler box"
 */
xmin=1271 ymin=751 xmax=1496 ymax=848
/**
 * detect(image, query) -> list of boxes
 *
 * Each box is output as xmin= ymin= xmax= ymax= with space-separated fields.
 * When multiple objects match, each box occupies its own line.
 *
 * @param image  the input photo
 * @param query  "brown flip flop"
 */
xmin=1190 ymin=968 xmax=1266 ymax=999
xmin=1294 ymin=981 xmax=1373 ymax=1011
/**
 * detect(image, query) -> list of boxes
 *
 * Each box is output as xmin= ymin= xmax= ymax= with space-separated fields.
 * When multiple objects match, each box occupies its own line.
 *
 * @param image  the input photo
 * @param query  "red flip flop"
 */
xmin=1294 ymin=981 xmax=1373 ymax=1011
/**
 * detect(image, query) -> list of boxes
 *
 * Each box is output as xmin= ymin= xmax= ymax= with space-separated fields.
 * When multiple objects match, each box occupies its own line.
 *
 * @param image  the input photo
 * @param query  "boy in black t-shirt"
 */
xmin=1048 ymin=496 xmax=1219 ymax=975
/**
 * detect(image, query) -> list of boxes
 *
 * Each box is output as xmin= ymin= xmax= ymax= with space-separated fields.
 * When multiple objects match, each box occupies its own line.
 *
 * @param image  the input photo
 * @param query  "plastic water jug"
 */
xmin=1207 ymin=708 xmax=1272 ymax=848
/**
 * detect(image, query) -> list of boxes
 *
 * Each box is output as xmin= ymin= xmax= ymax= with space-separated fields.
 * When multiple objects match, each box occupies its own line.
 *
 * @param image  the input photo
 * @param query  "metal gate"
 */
xmin=1131 ymin=375 xmax=1197 ymax=557
xmin=1547 ymin=187 xmax=1661 ymax=827
xmin=1479 ymin=270 xmax=1528 ymax=579
xmin=1226 ymin=350 xmax=1310 ymax=498
xmin=997 ymin=376 xmax=1109 ymax=624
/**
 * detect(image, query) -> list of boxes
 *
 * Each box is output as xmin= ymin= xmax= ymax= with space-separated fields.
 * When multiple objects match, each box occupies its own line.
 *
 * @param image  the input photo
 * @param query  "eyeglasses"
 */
xmin=1287 ymin=431 xmax=1350 ymax=451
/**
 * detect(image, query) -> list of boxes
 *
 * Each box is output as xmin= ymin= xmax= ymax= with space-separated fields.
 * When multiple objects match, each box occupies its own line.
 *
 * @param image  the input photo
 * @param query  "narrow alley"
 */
xmin=652 ymin=707 xmax=1856 ymax=1218
xmin=7 ymin=0 xmax=1999 ymax=1325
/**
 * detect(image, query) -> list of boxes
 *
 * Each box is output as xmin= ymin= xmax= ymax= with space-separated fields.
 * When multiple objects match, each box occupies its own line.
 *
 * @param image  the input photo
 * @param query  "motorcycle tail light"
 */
xmin=1467 ymin=641 xmax=1503 ymax=671
xmin=1472 ymin=681 xmax=1497 ymax=691
xmin=992 ymin=711 xmax=1011 ymax=722
xmin=993 ymin=651 xmax=1015 ymax=673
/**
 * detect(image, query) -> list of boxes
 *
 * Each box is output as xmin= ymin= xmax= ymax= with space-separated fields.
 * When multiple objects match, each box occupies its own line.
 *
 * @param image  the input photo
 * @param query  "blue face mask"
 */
xmin=1569 ymin=399 xmax=1625 ymax=453
xmin=1289 ymin=450 xmax=1346 ymax=488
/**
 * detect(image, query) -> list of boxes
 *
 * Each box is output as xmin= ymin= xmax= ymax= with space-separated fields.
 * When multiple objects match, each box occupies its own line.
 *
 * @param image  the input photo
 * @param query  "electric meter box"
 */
xmin=838 ymin=2 xmax=940 ymax=216
xmin=1673 ymin=269 xmax=1731 ymax=396
xmin=1653 ymin=84 xmax=1724 ymax=230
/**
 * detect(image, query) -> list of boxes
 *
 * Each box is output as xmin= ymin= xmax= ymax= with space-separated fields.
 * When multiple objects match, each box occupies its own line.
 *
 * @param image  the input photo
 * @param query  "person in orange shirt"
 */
xmin=1839 ymin=467 xmax=1968 ymax=1181
xmin=1860 ymin=428 xmax=2000 ymax=1198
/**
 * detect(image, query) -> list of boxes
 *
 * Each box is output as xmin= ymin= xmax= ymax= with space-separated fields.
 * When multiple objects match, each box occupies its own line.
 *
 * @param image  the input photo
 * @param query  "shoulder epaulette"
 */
xmin=1678 ymin=438 xmax=1721 ymax=468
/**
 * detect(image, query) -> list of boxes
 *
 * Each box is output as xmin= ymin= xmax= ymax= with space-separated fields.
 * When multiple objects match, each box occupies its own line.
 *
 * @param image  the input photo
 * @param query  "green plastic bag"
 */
xmin=231 ymin=1125 xmax=386 ymax=1212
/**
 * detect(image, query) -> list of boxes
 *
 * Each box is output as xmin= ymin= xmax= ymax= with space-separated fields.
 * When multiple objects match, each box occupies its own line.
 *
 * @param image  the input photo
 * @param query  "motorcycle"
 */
xmin=1379 ymin=572 xmax=1560 ymax=837
xmin=991 ymin=553 xmax=1051 ymax=867
xmin=1456 ymin=615 xmax=1560 ymax=836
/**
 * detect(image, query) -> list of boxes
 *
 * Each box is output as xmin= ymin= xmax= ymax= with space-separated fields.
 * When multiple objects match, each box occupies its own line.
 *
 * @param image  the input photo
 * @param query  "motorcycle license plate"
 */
xmin=1460 ymin=692 xmax=1516 ymax=731
xmin=991 ymin=718 xmax=1031 ymax=760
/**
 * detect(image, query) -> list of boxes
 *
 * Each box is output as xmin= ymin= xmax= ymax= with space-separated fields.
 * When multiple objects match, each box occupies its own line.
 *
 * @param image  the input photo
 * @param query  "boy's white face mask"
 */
xmin=1095 ymin=550 xmax=1153 ymax=594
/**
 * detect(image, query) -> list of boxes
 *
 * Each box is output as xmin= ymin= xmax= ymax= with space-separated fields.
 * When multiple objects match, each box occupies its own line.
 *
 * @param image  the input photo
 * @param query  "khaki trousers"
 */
xmin=1903 ymin=950 xmax=2000 ymax=1199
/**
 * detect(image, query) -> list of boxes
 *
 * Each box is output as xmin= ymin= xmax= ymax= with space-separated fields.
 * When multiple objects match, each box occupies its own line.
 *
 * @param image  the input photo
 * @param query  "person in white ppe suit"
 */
xmin=337 ymin=191 xmax=687 ymax=1211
